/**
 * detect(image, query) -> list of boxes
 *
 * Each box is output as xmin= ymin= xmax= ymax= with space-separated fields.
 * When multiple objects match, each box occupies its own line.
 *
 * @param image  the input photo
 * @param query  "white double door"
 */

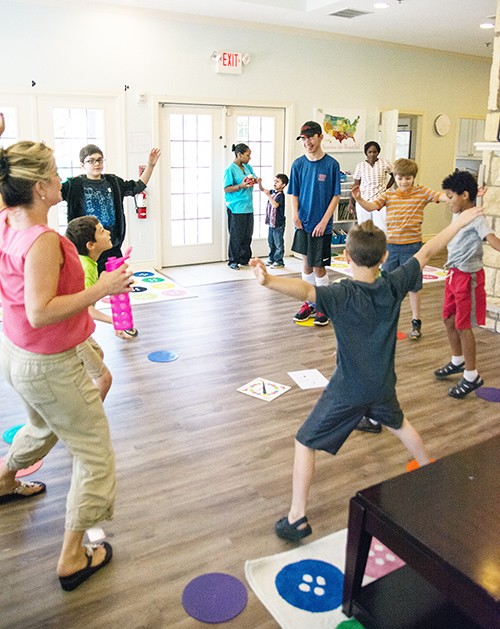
xmin=160 ymin=103 xmax=285 ymax=266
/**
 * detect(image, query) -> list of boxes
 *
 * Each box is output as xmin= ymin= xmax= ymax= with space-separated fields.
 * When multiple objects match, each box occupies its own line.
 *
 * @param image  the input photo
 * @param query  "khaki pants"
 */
xmin=76 ymin=336 xmax=106 ymax=380
xmin=1 ymin=337 xmax=115 ymax=530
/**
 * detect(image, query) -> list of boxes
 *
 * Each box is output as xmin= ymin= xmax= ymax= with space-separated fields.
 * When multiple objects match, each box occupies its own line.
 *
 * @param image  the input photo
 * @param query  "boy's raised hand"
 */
xmin=250 ymin=257 xmax=269 ymax=285
xmin=148 ymin=147 xmax=161 ymax=166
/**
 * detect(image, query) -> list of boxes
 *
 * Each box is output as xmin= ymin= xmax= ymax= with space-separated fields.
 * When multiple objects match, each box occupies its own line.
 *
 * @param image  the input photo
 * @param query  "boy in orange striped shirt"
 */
xmin=352 ymin=158 xmax=448 ymax=339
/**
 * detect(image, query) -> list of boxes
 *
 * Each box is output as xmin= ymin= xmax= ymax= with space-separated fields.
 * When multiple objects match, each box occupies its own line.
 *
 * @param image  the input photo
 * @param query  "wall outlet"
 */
xmin=139 ymin=232 xmax=146 ymax=243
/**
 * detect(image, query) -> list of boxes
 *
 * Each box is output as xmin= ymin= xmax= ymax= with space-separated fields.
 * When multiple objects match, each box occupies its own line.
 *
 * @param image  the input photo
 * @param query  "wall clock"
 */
xmin=434 ymin=114 xmax=451 ymax=136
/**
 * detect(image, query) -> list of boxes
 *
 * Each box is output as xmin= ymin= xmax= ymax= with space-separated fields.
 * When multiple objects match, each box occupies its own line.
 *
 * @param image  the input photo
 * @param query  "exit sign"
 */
xmin=216 ymin=51 xmax=242 ymax=75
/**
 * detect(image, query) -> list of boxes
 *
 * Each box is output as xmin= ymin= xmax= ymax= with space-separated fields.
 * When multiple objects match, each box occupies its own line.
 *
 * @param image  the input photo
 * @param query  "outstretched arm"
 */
xmin=348 ymin=178 xmax=361 ymax=213
xmin=250 ymin=258 xmax=316 ymax=302
xmin=414 ymin=206 xmax=483 ymax=269
xmin=351 ymin=184 xmax=380 ymax=212
xmin=259 ymin=186 xmax=279 ymax=208
xmin=485 ymin=232 xmax=500 ymax=251
xmin=139 ymin=148 xmax=161 ymax=186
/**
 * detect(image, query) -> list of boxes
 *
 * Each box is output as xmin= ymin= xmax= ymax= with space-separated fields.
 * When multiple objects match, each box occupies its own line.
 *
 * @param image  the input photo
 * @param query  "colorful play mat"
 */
xmin=96 ymin=270 xmax=195 ymax=309
xmin=245 ymin=528 xmax=402 ymax=628
xmin=328 ymin=254 xmax=447 ymax=284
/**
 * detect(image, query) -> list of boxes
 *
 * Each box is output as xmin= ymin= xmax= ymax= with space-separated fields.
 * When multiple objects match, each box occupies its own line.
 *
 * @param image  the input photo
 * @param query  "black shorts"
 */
xmin=292 ymin=229 xmax=331 ymax=268
xmin=296 ymin=387 xmax=404 ymax=455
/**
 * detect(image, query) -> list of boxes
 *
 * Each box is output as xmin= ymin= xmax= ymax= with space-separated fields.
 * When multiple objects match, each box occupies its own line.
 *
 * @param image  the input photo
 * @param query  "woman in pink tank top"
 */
xmin=0 ymin=119 xmax=133 ymax=592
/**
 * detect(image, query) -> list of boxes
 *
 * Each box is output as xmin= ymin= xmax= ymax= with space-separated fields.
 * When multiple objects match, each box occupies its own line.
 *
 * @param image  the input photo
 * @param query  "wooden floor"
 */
xmin=1 ymin=266 xmax=499 ymax=629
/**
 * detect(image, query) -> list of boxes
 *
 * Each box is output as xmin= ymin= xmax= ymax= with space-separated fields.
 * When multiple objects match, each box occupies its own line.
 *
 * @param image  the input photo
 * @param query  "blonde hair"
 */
xmin=0 ymin=141 xmax=55 ymax=206
xmin=393 ymin=158 xmax=418 ymax=178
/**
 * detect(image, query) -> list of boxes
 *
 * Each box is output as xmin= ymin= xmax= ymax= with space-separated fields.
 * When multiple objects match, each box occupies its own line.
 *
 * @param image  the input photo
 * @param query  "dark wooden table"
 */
xmin=342 ymin=436 xmax=500 ymax=629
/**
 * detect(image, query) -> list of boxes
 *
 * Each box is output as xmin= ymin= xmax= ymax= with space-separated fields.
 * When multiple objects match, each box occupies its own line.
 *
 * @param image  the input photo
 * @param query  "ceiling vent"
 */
xmin=329 ymin=9 xmax=373 ymax=19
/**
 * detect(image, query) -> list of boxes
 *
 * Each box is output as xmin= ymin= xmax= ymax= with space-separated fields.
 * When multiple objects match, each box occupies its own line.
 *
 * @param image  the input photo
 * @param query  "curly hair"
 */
xmin=441 ymin=170 xmax=478 ymax=203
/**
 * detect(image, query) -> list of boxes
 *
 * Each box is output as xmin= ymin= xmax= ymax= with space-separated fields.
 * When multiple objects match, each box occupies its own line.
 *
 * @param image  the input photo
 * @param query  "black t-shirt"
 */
xmin=316 ymin=257 xmax=421 ymax=404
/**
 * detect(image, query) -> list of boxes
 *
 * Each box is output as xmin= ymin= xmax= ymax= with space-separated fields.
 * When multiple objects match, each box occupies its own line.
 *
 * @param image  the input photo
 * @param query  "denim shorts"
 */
xmin=383 ymin=242 xmax=423 ymax=291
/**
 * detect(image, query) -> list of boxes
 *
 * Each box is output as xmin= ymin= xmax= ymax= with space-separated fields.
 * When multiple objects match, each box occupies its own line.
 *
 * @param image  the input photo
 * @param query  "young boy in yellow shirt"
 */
xmin=352 ymin=158 xmax=448 ymax=340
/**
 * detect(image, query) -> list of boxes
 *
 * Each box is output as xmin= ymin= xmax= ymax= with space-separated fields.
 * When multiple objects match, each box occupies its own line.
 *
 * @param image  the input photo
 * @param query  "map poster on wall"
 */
xmin=315 ymin=108 xmax=366 ymax=152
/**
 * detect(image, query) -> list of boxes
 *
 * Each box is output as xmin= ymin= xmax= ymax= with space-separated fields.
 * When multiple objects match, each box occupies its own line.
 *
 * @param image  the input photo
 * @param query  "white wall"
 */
xmin=2 ymin=0 xmax=491 ymax=265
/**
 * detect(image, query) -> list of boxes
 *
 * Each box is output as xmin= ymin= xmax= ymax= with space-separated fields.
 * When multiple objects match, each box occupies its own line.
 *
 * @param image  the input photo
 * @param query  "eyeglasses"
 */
xmin=84 ymin=157 xmax=104 ymax=165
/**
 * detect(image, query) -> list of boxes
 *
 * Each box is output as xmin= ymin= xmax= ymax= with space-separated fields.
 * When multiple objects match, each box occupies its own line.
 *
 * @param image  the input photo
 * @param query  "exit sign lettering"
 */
xmin=216 ymin=51 xmax=242 ymax=75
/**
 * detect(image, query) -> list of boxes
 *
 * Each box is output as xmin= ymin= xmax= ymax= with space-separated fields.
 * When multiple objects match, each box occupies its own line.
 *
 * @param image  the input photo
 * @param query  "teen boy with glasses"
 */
xmin=62 ymin=144 xmax=160 ymax=273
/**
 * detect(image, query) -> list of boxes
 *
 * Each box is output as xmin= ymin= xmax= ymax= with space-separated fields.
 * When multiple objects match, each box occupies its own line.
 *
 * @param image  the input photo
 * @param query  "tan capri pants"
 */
xmin=76 ymin=336 xmax=106 ymax=380
xmin=0 ymin=336 xmax=115 ymax=531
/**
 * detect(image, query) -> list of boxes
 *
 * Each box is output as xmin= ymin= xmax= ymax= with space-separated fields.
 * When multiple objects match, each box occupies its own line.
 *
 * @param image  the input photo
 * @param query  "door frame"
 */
xmin=379 ymin=108 xmax=423 ymax=168
xmin=152 ymin=95 xmax=295 ymax=269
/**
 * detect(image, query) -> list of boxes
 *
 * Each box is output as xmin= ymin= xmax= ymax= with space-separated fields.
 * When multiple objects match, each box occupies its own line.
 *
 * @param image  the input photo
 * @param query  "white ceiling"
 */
xmin=79 ymin=0 xmax=497 ymax=58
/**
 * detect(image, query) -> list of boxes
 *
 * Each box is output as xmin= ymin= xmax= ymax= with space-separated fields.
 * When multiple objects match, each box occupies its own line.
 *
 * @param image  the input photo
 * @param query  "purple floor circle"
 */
xmin=475 ymin=387 xmax=500 ymax=402
xmin=182 ymin=572 xmax=247 ymax=623
xmin=147 ymin=350 xmax=178 ymax=363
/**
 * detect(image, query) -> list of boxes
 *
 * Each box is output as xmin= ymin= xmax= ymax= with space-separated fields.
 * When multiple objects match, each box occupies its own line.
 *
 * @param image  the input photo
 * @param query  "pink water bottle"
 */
xmin=105 ymin=248 xmax=134 ymax=331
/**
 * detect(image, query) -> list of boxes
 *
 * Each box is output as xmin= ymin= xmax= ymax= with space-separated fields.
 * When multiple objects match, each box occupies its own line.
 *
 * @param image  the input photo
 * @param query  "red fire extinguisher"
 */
xmin=136 ymin=191 xmax=147 ymax=219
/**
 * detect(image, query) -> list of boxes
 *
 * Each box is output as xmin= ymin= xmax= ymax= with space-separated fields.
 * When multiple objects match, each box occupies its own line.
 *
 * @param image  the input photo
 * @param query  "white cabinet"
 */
xmin=457 ymin=118 xmax=485 ymax=159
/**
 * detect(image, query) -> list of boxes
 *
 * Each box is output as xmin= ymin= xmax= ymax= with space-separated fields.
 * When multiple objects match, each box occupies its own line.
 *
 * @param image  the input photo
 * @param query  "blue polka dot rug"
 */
xmin=245 ymin=528 xmax=402 ymax=628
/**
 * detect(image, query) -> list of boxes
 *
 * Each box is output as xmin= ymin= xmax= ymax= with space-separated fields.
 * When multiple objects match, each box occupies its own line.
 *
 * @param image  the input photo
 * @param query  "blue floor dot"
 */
xmin=133 ymin=271 xmax=154 ymax=278
xmin=275 ymin=559 xmax=343 ymax=613
xmin=148 ymin=350 xmax=179 ymax=363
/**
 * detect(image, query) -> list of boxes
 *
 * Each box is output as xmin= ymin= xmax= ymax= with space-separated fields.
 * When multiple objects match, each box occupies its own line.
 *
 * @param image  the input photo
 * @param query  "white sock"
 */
xmin=302 ymin=271 xmax=315 ymax=286
xmin=464 ymin=369 xmax=478 ymax=382
xmin=451 ymin=355 xmax=465 ymax=366
xmin=315 ymin=274 xmax=329 ymax=287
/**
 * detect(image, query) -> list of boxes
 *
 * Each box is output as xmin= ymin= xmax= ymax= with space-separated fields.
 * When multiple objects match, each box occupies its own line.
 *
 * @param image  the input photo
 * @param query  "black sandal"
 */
xmin=124 ymin=328 xmax=138 ymax=337
xmin=448 ymin=375 xmax=483 ymax=399
xmin=275 ymin=516 xmax=312 ymax=541
xmin=434 ymin=361 xmax=464 ymax=379
xmin=0 ymin=480 xmax=46 ymax=504
xmin=59 ymin=542 xmax=113 ymax=591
